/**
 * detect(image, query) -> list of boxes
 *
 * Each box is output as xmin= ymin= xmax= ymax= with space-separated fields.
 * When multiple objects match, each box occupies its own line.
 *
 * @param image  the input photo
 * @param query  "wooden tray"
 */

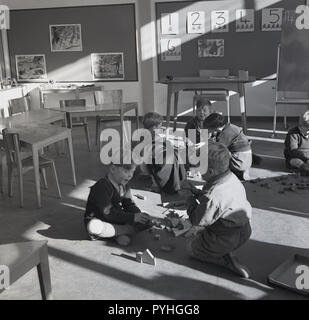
xmin=268 ymin=254 xmax=309 ymax=296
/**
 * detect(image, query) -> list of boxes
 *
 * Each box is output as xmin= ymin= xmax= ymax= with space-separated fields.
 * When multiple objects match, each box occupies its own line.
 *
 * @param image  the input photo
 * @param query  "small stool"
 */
xmin=0 ymin=240 xmax=52 ymax=299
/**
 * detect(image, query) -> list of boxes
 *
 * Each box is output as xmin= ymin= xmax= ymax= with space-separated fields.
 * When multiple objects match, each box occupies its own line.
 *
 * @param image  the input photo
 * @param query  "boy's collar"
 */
xmin=107 ymin=173 xmax=122 ymax=189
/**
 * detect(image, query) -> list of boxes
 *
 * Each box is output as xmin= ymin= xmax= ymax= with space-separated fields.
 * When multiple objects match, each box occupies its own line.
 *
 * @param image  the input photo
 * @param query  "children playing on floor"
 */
xmin=84 ymin=154 xmax=150 ymax=246
xmin=284 ymin=110 xmax=309 ymax=176
xmin=204 ymin=112 xmax=253 ymax=180
xmin=142 ymin=112 xmax=186 ymax=194
xmin=186 ymin=142 xmax=252 ymax=278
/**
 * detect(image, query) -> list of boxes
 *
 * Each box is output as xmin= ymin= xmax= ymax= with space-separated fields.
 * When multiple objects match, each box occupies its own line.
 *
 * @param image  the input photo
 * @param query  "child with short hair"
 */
xmin=84 ymin=157 xmax=150 ymax=246
xmin=142 ymin=112 xmax=186 ymax=194
xmin=186 ymin=142 xmax=252 ymax=278
xmin=204 ymin=113 xmax=252 ymax=180
xmin=284 ymin=111 xmax=309 ymax=176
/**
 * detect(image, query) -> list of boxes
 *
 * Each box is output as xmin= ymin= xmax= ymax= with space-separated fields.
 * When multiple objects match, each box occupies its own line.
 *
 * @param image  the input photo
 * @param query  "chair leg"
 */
xmin=50 ymin=162 xmax=61 ymax=199
xmin=226 ymin=94 xmax=230 ymax=123
xmin=8 ymin=165 xmax=14 ymax=197
xmin=0 ymin=149 xmax=3 ymax=194
xmin=40 ymin=168 xmax=48 ymax=189
xmin=17 ymin=167 xmax=24 ymax=208
xmin=83 ymin=123 xmax=91 ymax=152
xmin=272 ymin=103 xmax=277 ymax=138
xmin=135 ymin=106 xmax=139 ymax=130
xmin=37 ymin=244 xmax=53 ymax=300
xmin=284 ymin=116 xmax=288 ymax=129
xmin=95 ymin=116 xmax=100 ymax=146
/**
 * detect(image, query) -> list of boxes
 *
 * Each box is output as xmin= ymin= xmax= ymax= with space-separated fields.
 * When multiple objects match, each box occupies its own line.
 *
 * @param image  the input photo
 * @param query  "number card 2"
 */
xmin=160 ymin=38 xmax=182 ymax=61
xmin=161 ymin=13 xmax=179 ymax=35
xmin=187 ymin=11 xmax=205 ymax=34
xmin=211 ymin=10 xmax=229 ymax=33
xmin=236 ymin=9 xmax=254 ymax=32
xmin=262 ymin=8 xmax=283 ymax=31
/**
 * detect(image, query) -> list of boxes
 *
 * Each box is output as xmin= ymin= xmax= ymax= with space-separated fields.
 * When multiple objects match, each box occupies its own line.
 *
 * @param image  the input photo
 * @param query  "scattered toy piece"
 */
xmin=136 ymin=252 xmax=143 ymax=263
xmin=134 ymin=194 xmax=146 ymax=200
xmin=142 ymin=249 xmax=156 ymax=266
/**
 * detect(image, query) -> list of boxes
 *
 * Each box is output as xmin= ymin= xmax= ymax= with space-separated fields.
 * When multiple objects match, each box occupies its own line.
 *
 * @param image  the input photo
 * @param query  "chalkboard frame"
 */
xmin=7 ymin=4 xmax=138 ymax=83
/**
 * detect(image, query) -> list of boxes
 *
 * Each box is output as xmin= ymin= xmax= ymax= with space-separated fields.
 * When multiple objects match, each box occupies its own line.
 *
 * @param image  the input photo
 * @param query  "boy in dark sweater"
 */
xmin=204 ymin=113 xmax=252 ymax=180
xmin=284 ymin=111 xmax=309 ymax=175
xmin=84 ymin=161 xmax=150 ymax=246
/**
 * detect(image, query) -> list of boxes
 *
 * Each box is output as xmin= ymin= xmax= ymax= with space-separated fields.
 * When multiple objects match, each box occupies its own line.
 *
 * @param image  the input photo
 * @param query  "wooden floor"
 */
xmin=0 ymin=118 xmax=308 ymax=300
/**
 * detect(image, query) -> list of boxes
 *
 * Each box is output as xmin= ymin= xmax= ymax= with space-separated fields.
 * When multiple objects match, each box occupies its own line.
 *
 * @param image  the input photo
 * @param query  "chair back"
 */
xmin=95 ymin=89 xmax=123 ymax=107
xmin=59 ymin=99 xmax=86 ymax=108
xmin=199 ymin=69 xmax=229 ymax=78
xmin=8 ymin=96 xmax=30 ymax=116
xmin=2 ymin=128 xmax=22 ymax=169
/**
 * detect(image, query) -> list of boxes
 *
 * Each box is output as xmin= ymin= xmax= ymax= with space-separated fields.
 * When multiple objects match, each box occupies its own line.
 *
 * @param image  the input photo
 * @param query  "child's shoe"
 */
xmin=116 ymin=235 xmax=132 ymax=246
xmin=223 ymin=253 xmax=251 ymax=278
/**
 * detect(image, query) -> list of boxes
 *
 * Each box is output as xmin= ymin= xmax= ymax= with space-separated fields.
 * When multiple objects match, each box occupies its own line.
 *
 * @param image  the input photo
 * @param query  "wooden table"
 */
xmin=0 ymin=110 xmax=76 ymax=208
xmin=0 ymin=241 xmax=52 ymax=299
xmin=159 ymin=76 xmax=256 ymax=133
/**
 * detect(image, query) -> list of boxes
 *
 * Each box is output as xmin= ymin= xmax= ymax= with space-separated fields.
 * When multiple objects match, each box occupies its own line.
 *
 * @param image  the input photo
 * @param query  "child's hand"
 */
xmin=185 ymin=225 xmax=202 ymax=238
xmin=134 ymin=212 xmax=150 ymax=224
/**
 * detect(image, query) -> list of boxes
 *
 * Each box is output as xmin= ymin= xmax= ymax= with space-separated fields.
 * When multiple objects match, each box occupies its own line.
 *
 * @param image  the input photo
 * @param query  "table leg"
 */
xmin=66 ymin=132 xmax=76 ymax=186
xmin=166 ymin=85 xmax=172 ymax=133
xmin=238 ymin=82 xmax=247 ymax=134
xmin=37 ymin=244 xmax=53 ymax=300
xmin=32 ymin=145 xmax=41 ymax=208
xmin=173 ymin=92 xmax=179 ymax=132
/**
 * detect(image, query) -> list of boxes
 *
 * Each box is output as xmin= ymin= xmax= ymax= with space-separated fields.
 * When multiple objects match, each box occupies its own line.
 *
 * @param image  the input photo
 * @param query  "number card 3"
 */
xmin=161 ymin=13 xmax=179 ymax=35
xmin=187 ymin=11 xmax=205 ymax=34
xmin=236 ymin=9 xmax=254 ymax=32
xmin=262 ymin=8 xmax=283 ymax=31
xmin=211 ymin=10 xmax=229 ymax=33
xmin=160 ymin=38 xmax=182 ymax=61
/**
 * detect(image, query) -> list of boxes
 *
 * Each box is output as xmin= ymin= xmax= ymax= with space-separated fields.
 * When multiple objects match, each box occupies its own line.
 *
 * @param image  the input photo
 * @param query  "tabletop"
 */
xmin=158 ymin=76 xmax=256 ymax=84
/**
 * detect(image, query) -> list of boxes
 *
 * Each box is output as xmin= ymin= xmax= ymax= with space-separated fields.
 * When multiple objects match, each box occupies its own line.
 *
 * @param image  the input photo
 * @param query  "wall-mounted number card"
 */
xmin=262 ymin=8 xmax=283 ymax=31
xmin=161 ymin=13 xmax=179 ymax=35
xmin=160 ymin=38 xmax=182 ymax=61
xmin=187 ymin=11 xmax=205 ymax=34
xmin=211 ymin=10 xmax=229 ymax=33
xmin=236 ymin=9 xmax=254 ymax=32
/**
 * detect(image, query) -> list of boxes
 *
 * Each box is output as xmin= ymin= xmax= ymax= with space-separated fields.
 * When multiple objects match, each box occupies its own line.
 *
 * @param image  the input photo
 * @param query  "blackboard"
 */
xmin=277 ymin=9 xmax=309 ymax=98
xmin=156 ymin=0 xmax=305 ymax=80
xmin=8 ymin=4 xmax=138 ymax=82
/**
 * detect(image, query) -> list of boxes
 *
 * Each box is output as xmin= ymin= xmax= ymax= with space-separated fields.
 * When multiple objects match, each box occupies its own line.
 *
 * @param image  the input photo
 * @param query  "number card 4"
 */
xmin=236 ymin=9 xmax=254 ymax=32
xmin=161 ymin=13 xmax=179 ymax=35
xmin=211 ymin=10 xmax=229 ymax=33
xmin=262 ymin=8 xmax=283 ymax=31
xmin=160 ymin=38 xmax=182 ymax=61
xmin=187 ymin=11 xmax=205 ymax=34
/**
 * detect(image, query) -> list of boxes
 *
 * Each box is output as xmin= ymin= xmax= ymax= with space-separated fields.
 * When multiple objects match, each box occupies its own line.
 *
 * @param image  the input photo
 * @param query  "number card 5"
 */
xmin=262 ymin=8 xmax=283 ymax=31
xmin=160 ymin=38 xmax=182 ymax=61
xmin=211 ymin=10 xmax=229 ymax=33
xmin=187 ymin=11 xmax=205 ymax=34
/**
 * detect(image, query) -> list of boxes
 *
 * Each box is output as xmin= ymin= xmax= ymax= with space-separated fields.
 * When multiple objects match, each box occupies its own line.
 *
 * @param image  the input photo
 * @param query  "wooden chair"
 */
xmin=59 ymin=99 xmax=91 ymax=152
xmin=2 ymin=128 xmax=61 ymax=207
xmin=8 ymin=95 xmax=30 ymax=116
xmin=0 ymin=240 xmax=52 ymax=299
xmin=94 ymin=89 xmax=139 ymax=146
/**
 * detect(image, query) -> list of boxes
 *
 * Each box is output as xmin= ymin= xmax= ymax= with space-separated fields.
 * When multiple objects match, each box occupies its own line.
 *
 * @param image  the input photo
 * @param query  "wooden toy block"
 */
xmin=136 ymin=252 xmax=143 ymax=263
xmin=142 ymin=249 xmax=156 ymax=266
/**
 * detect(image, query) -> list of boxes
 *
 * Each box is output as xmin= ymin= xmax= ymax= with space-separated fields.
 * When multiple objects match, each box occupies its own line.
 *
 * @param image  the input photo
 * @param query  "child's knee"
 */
xmin=87 ymin=218 xmax=104 ymax=236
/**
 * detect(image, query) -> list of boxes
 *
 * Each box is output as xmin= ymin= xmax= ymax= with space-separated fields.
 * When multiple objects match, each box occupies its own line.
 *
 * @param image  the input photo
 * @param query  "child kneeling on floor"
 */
xmin=84 ymin=156 xmax=150 ymax=246
xmin=204 ymin=113 xmax=253 ymax=180
xmin=186 ymin=142 xmax=252 ymax=278
xmin=284 ymin=111 xmax=309 ymax=176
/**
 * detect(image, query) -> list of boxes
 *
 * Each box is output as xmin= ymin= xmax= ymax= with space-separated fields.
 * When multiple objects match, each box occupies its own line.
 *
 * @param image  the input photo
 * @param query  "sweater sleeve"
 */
xmin=122 ymin=188 xmax=141 ymax=214
xmin=285 ymin=132 xmax=308 ymax=161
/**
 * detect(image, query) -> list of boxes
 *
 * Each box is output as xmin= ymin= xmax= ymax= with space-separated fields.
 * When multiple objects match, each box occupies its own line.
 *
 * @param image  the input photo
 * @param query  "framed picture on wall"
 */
xmin=91 ymin=53 xmax=124 ymax=80
xmin=49 ymin=24 xmax=83 ymax=51
xmin=198 ymin=39 xmax=224 ymax=57
xmin=15 ymin=54 xmax=47 ymax=81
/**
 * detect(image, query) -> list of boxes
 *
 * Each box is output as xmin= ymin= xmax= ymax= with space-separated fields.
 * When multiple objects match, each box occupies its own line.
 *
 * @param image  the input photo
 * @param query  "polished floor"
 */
xmin=0 ymin=117 xmax=308 ymax=300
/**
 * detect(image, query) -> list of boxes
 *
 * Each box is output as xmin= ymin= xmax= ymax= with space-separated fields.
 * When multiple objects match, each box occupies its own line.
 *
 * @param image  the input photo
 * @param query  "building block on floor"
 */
xmin=142 ymin=249 xmax=156 ymax=266
xmin=136 ymin=252 xmax=143 ymax=263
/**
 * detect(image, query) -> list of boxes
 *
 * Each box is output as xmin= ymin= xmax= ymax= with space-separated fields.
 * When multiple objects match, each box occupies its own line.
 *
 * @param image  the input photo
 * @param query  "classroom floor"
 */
xmin=0 ymin=117 xmax=308 ymax=300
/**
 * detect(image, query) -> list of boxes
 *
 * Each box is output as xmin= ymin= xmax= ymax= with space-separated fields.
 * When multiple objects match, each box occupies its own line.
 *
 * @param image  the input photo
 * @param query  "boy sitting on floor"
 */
xmin=142 ymin=112 xmax=186 ymax=194
xmin=84 ymin=152 xmax=150 ymax=246
xmin=186 ymin=142 xmax=252 ymax=278
xmin=284 ymin=111 xmax=309 ymax=176
xmin=204 ymin=113 xmax=253 ymax=180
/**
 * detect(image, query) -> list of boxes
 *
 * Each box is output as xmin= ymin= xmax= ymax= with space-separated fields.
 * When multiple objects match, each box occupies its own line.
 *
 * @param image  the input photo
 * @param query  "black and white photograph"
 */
xmin=50 ymin=24 xmax=83 ymax=51
xmin=15 ymin=54 xmax=47 ymax=81
xmin=0 ymin=0 xmax=309 ymax=306
xmin=91 ymin=52 xmax=124 ymax=80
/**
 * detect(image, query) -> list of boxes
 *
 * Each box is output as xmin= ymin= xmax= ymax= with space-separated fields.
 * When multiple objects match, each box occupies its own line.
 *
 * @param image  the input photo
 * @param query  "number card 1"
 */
xmin=161 ymin=13 xmax=179 ymax=35
xmin=236 ymin=9 xmax=254 ymax=32
xmin=160 ymin=38 xmax=182 ymax=61
xmin=187 ymin=11 xmax=205 ymax=34
xmin=262 ymin=8 xmax=283 ymax=31
xmin=211 ymin=10 xmax=229 ymax=33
